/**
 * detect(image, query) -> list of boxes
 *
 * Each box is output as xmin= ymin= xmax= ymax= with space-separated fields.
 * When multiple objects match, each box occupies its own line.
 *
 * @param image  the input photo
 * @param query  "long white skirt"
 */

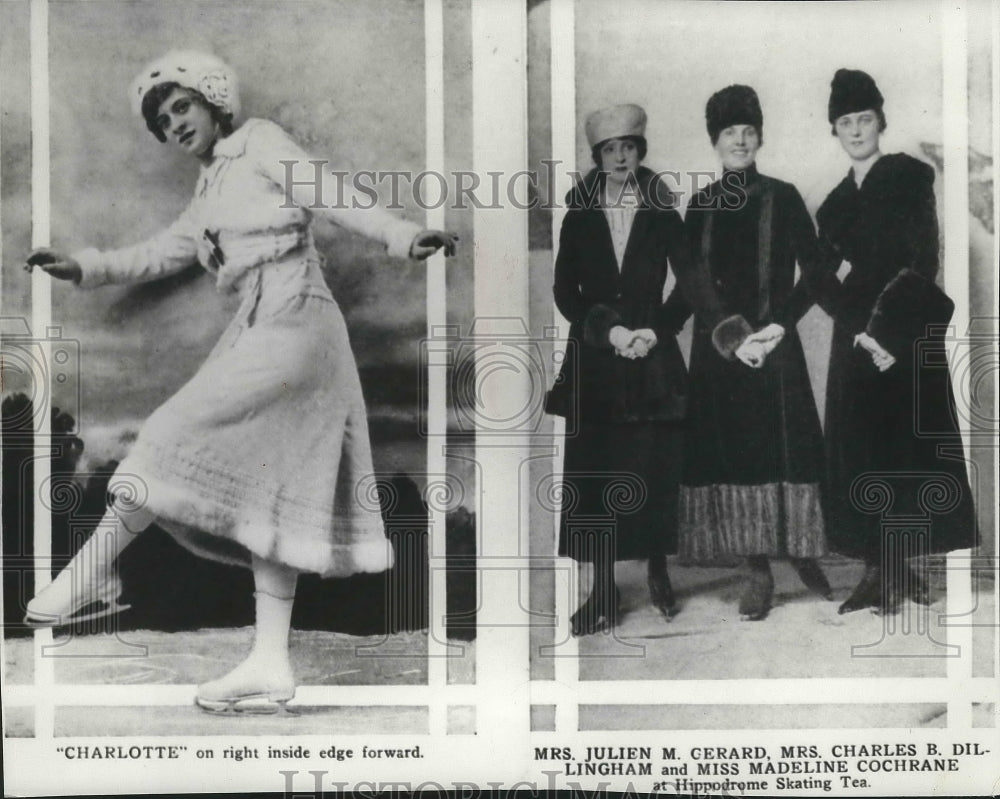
xmin=111 ymin=257 xmax=391 ymax=577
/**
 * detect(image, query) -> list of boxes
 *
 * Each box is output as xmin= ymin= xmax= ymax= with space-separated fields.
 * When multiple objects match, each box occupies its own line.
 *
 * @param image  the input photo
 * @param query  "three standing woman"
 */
xmin=553 ymin=74 xmax=977 ymax=631
xmin=25 ymin=51 xmax=456 ymax=712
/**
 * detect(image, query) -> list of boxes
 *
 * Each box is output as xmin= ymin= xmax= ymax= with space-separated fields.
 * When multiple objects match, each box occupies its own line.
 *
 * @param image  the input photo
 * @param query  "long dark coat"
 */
xmin=549 ymin=167 xmax=720 ymax=561
xmin=814 ymin=153 xmax=977 ymax=558
xmin=677 ymin=166 xmax=828 ymax=561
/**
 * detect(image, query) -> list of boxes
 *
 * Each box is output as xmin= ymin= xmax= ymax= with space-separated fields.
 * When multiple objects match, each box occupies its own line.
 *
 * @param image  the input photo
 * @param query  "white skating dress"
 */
xmin=75 ymin=118 xmax=420 ymax=577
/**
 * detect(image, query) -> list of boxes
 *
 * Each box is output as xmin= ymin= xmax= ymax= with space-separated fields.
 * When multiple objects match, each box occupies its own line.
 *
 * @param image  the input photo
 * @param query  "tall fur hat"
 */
xmin=705 ymin=85 xmax=763 ymax=144
xmin=828 ymin=68 xmax=883 ymax=123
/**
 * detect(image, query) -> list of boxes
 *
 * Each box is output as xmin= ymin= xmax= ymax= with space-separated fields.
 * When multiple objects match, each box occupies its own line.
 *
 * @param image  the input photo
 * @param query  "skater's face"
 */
xmin=599 ymin=137 xmax=641 ymax=189
xmin=155 ymin=87 xmax=219 ymax=161
xmin=714 ymin=124 xmax=760 ymax=171
xmin=834 ymin=110 xmax=881 ymax=162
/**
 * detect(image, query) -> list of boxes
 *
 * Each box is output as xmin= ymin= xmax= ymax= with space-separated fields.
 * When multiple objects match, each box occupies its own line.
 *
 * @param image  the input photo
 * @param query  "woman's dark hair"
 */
xmin=591 ymin=135 xmax=648 ymax=165
xmin=830 ymin=108 xmax=886 ymax=136
xmin=141 ymin=82 xmax=234 ymax=143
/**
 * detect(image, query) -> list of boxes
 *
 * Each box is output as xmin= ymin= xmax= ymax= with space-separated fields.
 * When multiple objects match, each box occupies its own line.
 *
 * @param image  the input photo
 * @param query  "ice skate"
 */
xmin=195 ymin=659 xmax=296 ymax=715
xmin=647 ymin=558 xmax=678 ymax=620
xmin=739 ymin=556 xmax=773 ymax=621
xmin=872 ymin=570 xmax=903 ymax=617
xmin=790 ymin=557 xmax=834 ymax=600
xmin=570 ymin=586 xmax=620 ymax=637
xmin=24 ymin=532 xmax=131 ymax=628
xmin=838 ymin=562 xmax=881 ymax=614
xmin=903 ymin=564 xmax=932 ymax=606
xmin=196 ymin=588 xmax=298 ymax=714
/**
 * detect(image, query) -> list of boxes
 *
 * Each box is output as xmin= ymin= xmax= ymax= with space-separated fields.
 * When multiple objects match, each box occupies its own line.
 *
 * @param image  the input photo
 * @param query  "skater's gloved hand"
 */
xmin=25 ymin=249 xmax=82 ymax=284
xmin=734 ymin=338 xmax=767 ymax=369
xmin=854 ymin=332 xmax=896 ymax=372
xmin=410 ymin=230 xmax=459 ymax=260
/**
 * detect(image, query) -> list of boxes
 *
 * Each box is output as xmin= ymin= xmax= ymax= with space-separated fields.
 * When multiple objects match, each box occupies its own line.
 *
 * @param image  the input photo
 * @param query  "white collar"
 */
xmin=603 ymin=183 xmax=641 ymax=209
xmin=209 ymin=119 xmax=261 ymax=160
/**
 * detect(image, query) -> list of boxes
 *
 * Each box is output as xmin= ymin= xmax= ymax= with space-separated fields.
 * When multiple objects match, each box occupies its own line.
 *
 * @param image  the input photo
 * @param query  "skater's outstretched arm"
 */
xmin=26 ymin=207 xmax=200 ymax=288
xmin=248 ymin=119 xmax=457 ymax=262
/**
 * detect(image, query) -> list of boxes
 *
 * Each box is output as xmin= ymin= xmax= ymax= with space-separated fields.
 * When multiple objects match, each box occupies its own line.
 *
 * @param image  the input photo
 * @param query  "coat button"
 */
xmin=715 ymin=279 xmax=724 ymax=288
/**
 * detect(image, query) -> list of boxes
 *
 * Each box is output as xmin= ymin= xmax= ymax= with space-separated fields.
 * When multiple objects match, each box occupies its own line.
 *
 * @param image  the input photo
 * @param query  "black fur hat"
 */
xmin=706 ymin=85 xmax=763 ymax=145
xmin=828 ymin=69 xmax=883 ymax=123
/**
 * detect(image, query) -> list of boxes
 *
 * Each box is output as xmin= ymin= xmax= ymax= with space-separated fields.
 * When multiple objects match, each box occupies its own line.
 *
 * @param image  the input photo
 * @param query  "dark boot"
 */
xmin=790 ymin=557 xmax=834 ymax=600
xmin=647 ymin=554 xmax=678 ymax=620
xmin=838 ymin=561 xmax=882 ymax=614
xmin=570 ymin=587 xmax=620 ymax=636
xmin=739 ymin=555 xmax=773 ymax=621
xmin=569 ymin=591 xmax=595 ymax=637
xmin=571 ymin=556 xmax=619 ymax=637
xmin=903 ymin=562 xmax=932 ymax=606
xmin=873 ymin=567 xmax=903 ymax=617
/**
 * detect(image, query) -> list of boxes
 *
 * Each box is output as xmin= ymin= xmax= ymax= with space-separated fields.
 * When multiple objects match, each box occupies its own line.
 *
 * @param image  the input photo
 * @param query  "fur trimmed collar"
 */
xmin=210 ymin=118 xmax=267 ymax=160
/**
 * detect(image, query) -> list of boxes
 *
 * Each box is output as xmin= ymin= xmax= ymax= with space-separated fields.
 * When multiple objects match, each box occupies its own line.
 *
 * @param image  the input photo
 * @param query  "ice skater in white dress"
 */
xmin=25 ymin=50 xmax=457 ymax=714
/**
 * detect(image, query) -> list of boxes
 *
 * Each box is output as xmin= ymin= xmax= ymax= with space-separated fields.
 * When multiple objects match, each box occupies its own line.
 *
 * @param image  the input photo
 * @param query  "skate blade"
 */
xmin=195 ymin=695 xmax=297 ymax=716
xmin=24 ymin=600 xmax=131 ymax=629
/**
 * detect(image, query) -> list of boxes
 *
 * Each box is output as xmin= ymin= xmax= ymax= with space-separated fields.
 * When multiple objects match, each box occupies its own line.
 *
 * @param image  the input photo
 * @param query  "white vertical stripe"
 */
xmin=941 ymin=0 xmax=974 ymax=730
xmin=29 ymin=0 xmax=55 ymax=742
xmin=549 ymin=0 xmax=579 ymax=734
xmin=0 ymin=10 xmax=5 ymax=741
xmin=471 ymin=0 xmax=530 ymax=770
xmin=992 ymin=0 xmax=1000 ymax=690
xmin=423 ymin=0 xmax=449 ymax=737
xmin=942 ymin=1 xmax=972 ymax=451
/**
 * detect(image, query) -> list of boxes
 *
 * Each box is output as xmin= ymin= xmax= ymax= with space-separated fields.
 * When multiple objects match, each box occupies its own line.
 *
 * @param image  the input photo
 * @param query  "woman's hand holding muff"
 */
xmin=745 ymin=323 xmax=785 ymax=355
xmin=410 ymin=230 xmax=459 ymax=260
xmin=735 ymin=338 xmax=767 ymax=369
xmin=735 ymin=323 xmax=785 ymax=368
xmin=610 ymin=326 xmax=655 ymax=359
xmin=632 ymin=328 xmax=657 ymax=347
xmin=25 ymin=249 xmax=82 ymax=284
xmin=854 ymin=332 xmax=896 ymax=372
xmin=630 ymin=328 xmax=657 ymax=358
xmin=609 ymin=325 xmax=635 ymax=356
